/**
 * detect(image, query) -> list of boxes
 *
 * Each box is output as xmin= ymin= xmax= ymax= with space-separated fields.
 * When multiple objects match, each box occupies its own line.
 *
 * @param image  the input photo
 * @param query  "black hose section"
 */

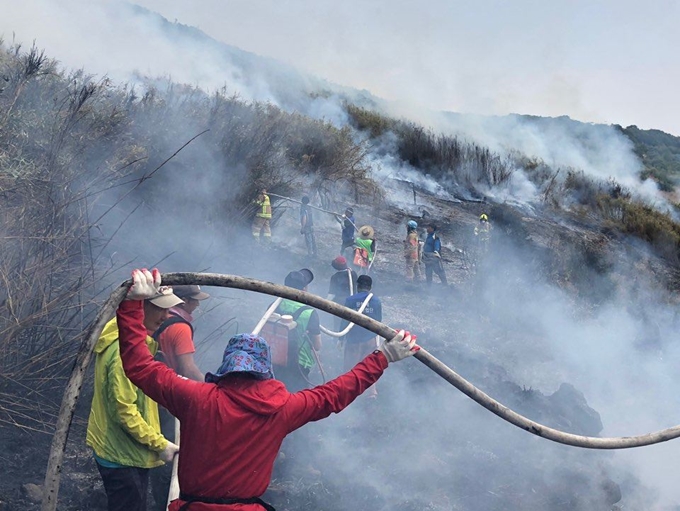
xmin=160 ymin=272 xmax=680 ymax=450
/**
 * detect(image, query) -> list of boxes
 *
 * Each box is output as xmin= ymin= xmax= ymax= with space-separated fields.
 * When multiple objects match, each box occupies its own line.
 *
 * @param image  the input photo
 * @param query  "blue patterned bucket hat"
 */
xmin=205 ymin=334 xmax=274 ymax=383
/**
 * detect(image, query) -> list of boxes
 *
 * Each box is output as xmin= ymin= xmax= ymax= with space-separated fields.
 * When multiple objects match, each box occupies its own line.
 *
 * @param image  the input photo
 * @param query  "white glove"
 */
xmin=378 ymin=330 xmax=419 ymax=364
xmin=126 ymin=268 xmax=162 ymax=300
xmin=160 ymin=441 xmax=179 ymax=463
xmin=434 ymin=251 xmax=441 ymax=258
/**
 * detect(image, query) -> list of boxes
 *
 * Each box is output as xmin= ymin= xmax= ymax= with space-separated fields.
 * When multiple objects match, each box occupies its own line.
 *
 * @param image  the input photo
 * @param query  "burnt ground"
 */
xmin=2 ymin=180 xmax=676 ymax=510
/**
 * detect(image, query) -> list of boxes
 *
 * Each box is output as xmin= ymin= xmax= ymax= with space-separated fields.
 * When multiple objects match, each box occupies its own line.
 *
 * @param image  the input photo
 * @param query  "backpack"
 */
xmin=353 ymin=247 xmax=369 ymax=268
xmin=152 ymin=315 xmax=194 ymax=365
xmin=259 ymin=306 xmax=312 ymax=367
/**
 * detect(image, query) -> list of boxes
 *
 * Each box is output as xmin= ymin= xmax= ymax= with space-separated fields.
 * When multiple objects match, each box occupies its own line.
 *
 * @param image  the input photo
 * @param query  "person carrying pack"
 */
xmin=150 ymin=285 xmax=209 ymax=511
xmin=353 ymin=225 xmax=376 ymax=274
xmin=260 ymin=269 xmax=321 ymax=392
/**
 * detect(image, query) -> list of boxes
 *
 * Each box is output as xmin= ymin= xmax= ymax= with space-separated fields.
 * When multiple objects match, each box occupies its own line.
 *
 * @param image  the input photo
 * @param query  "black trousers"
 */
xmin=303 ymin=228 xmax=317 ymax=256
xmin=425 ymin=259 xmax=448 ymax=285
xmin=340 ymin=239 xmax=354 ymax=258
xmin=274 ymin=364 xmax=311 ymax=392
xmin=97 ymin=463 xmax=150 ymax=511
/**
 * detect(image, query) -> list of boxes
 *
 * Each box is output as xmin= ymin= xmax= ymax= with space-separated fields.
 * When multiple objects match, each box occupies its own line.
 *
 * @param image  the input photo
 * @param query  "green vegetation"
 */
xmin=346 ymin=104 xmax=680 ymax=264
xmin=618 ymin=125 xmax=680 ymax=191
xmin=346 ymin=104 xmax=513 ymax=187
xmin=597 ymin=195 xmax=680 ymax=261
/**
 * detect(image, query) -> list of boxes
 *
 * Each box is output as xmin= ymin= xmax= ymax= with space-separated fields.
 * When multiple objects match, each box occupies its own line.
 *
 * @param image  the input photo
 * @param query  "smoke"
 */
xmin=2 ymin=0 xmax=668 ymax=208
xmin=3 ymin=3 xmax=680 ymax=509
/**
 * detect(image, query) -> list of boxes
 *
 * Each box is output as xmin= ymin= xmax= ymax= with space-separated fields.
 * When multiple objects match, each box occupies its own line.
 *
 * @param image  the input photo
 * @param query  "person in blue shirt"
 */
xmin=422 ymin=223 xmax=448 ymax=286
xmin=336 ymin=207 xmax=356 ymax=259
xmin=341 ymin=275 xmax=382 ymax=397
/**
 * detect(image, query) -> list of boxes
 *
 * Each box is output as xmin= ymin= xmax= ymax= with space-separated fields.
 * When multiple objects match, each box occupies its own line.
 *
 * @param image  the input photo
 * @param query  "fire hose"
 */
xmin=41 ymin=272 xmax=680 ymax=511
xmin=319 ymin=293 xmax=373 ymax=338
xmin=267 ymin=192 xmax=359 ymax=231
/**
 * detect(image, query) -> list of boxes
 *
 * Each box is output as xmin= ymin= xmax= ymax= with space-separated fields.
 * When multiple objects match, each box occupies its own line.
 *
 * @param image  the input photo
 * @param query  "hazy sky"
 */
xmin=1 ymin=0 xmax=678 ymax=135
xmin=129 ymin=0 xmax=680 ymax=136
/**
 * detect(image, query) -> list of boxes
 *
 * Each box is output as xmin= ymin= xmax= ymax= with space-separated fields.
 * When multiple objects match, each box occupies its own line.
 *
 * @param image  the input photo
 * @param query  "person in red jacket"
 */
xmin=118 ymin=269 xmax=419 ymax=511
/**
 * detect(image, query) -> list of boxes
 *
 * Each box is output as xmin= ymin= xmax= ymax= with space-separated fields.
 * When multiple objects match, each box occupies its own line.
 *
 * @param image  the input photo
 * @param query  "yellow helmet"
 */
xmin=479 ymin=213 xmax=489 ymax=222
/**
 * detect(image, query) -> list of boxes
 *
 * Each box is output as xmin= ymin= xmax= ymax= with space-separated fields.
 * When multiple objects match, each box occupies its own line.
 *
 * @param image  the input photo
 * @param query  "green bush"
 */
xmin=597 ymin=195 xmax=680 ymax=262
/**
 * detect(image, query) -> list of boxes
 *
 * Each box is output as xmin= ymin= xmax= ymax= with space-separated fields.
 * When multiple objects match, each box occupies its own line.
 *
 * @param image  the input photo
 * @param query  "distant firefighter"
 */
xmin=336 ymin=207 xmax=356 ymax=259
xmin=353 ymin=225 xmax=376 ymax=274
xmin=422 ymin=223 xmax=448 ymax=286
xmin=404 ymin=220 xmax=422 ymax=283
xmin=252 ymin=188 xmax=272 ymax=243
xmin=299 ymin=195 xmax=317 ymax=257
xmin=474 ymin=213 xmax=492 ymax=242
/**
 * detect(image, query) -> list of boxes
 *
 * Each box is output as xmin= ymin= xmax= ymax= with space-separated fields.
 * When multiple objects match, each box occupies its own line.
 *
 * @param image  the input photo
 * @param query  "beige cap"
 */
xmin=148 ymin=287 xmax=184 ymax=309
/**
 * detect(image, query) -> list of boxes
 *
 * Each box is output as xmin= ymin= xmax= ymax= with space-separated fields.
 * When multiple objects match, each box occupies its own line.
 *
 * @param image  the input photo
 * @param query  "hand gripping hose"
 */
xmin=41 ymin=272 xmax=680 ymax=511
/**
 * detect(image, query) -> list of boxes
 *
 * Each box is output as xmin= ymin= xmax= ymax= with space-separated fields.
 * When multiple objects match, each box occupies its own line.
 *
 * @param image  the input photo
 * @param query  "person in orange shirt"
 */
xmin=154 ymin=285 xmax=209 ymax=381
xmin=151 ymin=284 xmax=209 ymax=510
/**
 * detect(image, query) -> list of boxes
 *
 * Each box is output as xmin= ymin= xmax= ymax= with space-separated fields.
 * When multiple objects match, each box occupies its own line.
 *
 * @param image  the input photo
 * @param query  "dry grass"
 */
xmin=0 ymin=42 xmax=382 ymax=430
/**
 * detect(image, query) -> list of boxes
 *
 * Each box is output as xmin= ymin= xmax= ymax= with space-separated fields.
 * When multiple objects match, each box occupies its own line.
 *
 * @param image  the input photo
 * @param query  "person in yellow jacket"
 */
xmin=474 ymin=213 xmax=492 ymax=241
xmin=251 ymin=188 xmax=272 ymax=243
xmin=87 ymin=287 xmax=183 ymax=511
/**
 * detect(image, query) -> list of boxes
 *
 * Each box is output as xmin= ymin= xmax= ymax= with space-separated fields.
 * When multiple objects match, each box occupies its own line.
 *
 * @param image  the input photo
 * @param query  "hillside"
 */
xmin=123 ymin=4 xmax=680 ymax=195
xmin=2 ymin=25 xmax=680 ymax=511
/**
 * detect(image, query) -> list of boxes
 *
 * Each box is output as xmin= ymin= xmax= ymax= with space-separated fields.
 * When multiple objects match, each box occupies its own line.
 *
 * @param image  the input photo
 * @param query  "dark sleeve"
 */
xmin=371 ymin=240 xmax=376 ymax=252
xmin=328 ymin=273 xmax=340 ymax=295
xmin=307 ymin=310 xmax=321 ymax=336
xmin=435 ymin=236 xmax=441 ymax=252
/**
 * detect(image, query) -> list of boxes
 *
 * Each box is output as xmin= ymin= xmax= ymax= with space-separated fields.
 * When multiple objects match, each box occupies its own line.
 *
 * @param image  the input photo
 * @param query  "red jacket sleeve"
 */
xmin=116 ymin=300 xmax=207 ymax=420
xmin=281 ymin=351 xmax=388 ymax=432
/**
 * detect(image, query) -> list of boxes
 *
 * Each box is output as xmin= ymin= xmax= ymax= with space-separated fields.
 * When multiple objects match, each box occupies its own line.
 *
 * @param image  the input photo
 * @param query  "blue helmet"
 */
xmin=407 ymin=220 xmax=418 ymax=229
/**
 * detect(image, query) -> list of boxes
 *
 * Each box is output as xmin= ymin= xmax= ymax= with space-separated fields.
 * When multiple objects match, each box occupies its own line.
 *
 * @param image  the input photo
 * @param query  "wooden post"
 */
xmin=41 ymin=286 xmax=127 ymax=511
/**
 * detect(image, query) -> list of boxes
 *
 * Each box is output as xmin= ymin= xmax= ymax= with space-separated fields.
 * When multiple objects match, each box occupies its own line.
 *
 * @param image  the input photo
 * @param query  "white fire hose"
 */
xmin=319 ymin=293 xmax=373 ymax=338
xmin=41 ymin=272 xmax=680 ymax=511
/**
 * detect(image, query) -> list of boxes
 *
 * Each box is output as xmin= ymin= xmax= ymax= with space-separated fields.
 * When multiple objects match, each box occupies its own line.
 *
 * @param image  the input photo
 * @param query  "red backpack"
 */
xmin=259 ymin=307 xmax=312 ymax=367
